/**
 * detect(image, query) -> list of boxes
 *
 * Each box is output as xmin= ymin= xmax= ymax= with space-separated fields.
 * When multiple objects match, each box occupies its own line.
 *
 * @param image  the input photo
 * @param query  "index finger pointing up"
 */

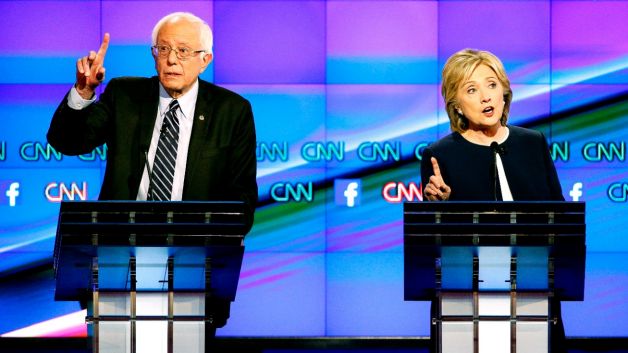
xmin=431 ymin=157 xmax=442 ymax=177
xmin=96 ymin=33 xmax=110 ymax=61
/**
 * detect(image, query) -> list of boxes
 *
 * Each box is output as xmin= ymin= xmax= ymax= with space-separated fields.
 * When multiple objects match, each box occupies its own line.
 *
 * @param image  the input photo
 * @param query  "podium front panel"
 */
xmin=404 ymin=201 xmax=586 ymax=301
xmin=53 ymin=201 xmax=247 ymax=301
xmin=53 ymin=201 xmax=248 ymax=353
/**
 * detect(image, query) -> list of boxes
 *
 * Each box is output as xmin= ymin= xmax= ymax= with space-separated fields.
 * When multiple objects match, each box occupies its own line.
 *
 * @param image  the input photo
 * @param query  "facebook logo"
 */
xmin=569 ymin=182 xmax=583 ymax=201
xmin=1 ymin=181 xmax=20 ymax=207
xmin=335 ymin=179 xmax=361 ymax=207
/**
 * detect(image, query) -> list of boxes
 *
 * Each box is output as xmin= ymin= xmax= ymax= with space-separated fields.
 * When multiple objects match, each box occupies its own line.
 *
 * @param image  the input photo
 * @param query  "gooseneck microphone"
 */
xmin=491 ymin=141 xmax=507 ymax=156
xmin=490 ymin=142 xmax=508 ymax=201
xmin=490 ymin=142 xmax=500 ymax=201
xmin=144 ymin=150 xmax=154 ymax=200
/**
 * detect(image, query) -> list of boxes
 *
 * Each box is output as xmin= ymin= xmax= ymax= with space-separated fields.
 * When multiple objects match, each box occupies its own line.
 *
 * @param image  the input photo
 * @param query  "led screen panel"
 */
xmin=0 ymin=0 xmax=627 ymax=340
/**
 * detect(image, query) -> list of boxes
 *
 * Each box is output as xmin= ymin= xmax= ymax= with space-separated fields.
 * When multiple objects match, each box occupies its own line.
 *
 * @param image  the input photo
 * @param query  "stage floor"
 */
xmin=0 ymin=337 xmax=627 ymax=353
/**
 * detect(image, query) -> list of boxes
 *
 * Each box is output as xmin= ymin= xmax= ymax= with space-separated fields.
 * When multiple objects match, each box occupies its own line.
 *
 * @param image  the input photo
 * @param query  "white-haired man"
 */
xmin=48 ymin=12 xmax=257 ymax=332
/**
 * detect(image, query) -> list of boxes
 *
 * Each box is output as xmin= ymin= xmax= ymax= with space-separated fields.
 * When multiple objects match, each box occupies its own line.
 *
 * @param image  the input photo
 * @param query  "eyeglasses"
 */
xmin=151 ymin=45 xmax=205 ymax=60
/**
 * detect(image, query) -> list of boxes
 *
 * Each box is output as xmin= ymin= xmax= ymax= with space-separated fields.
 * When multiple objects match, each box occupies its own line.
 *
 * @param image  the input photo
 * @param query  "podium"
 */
xmin=404 ymin=201 xmax=585 ymax=353
xmin=53 ymin=201 xmax=248 ymax=353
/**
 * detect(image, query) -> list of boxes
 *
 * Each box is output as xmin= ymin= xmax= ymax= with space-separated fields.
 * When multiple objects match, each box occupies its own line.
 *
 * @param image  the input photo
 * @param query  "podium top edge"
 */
xmin=59 ymin=200 xmax=246 ymax=212
xmin=403 ymin=201 xmax=585 ymax=212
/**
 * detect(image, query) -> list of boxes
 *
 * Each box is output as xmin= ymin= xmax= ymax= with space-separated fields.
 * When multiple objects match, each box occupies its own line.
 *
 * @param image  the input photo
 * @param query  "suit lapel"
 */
xmin=135 ymin=78 xmax=160 ymax=187
xmin=139 ymin=77 xmax=160 ymax=148
xmin=183 ymin=81 xmax=215 ymax=194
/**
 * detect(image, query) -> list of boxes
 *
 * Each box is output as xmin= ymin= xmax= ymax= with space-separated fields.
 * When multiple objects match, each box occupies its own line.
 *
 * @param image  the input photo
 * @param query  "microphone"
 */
xmin=490 ymin=141 xmax=500 ymax=153
xmin=144 ymin=150 xmax=154 ymax=200
xmin=491 ymin=141 xmax=507 ymax=156
xmin=490 ymin=142 xmax=500 ymax=201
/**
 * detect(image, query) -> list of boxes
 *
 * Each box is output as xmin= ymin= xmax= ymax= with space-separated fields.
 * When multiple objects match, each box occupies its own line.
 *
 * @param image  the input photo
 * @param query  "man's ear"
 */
xmin=200 ymin=53 xmax=213 ymax=73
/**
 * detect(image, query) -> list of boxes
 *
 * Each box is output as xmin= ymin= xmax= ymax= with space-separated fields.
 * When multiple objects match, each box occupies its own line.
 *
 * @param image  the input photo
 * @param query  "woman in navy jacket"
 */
xmin=421 ymin=48 xmax=566 ymax=353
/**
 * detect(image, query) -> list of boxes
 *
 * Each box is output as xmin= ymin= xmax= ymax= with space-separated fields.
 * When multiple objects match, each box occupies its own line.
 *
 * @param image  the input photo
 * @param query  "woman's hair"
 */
xmin=441 ymin=49 xmax=512 ymax=133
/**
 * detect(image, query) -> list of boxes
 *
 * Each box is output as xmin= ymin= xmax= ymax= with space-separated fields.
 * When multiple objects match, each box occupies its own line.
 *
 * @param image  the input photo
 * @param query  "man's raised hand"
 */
xmin=75 ymin=33 xmax=110 ymax=99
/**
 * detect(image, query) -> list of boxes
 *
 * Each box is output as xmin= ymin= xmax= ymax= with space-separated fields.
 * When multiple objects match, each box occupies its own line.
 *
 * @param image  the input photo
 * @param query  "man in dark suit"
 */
xmin=47 ymin=12 xmax=257 ymax=331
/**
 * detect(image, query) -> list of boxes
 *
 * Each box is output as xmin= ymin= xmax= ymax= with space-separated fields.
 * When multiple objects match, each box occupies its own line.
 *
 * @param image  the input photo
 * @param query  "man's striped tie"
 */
xmin=149 ymin=100 xmax=180 ymax=201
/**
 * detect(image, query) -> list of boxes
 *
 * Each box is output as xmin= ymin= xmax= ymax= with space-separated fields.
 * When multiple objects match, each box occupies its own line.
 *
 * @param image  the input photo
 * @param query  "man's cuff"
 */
xmin=67 ymin=86 xmax=96 ymax=110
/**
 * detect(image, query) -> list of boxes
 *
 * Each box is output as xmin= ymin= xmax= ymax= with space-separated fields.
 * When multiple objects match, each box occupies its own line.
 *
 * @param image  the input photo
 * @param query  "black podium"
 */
xmin=404 ymin=201 xmax=585 ymax=353
xmin=53 ymin=201 xmax=248 ymax=353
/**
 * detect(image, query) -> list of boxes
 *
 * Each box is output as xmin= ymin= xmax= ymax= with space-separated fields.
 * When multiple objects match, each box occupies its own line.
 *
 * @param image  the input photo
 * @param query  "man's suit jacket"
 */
xmin=48 ymin=77 xmax=257 ymax=232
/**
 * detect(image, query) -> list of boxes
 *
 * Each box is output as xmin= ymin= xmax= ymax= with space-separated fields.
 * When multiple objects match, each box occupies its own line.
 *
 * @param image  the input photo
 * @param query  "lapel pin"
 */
xmin=199 ymin=115 xmax=205 ymax=121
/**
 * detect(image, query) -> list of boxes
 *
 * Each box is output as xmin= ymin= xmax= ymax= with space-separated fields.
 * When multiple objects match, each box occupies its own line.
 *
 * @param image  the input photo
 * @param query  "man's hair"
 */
xmin=441 ymin=49 xmax=512 ymax=133
xmin=152 ymin=12 xmax=213 ymax=56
